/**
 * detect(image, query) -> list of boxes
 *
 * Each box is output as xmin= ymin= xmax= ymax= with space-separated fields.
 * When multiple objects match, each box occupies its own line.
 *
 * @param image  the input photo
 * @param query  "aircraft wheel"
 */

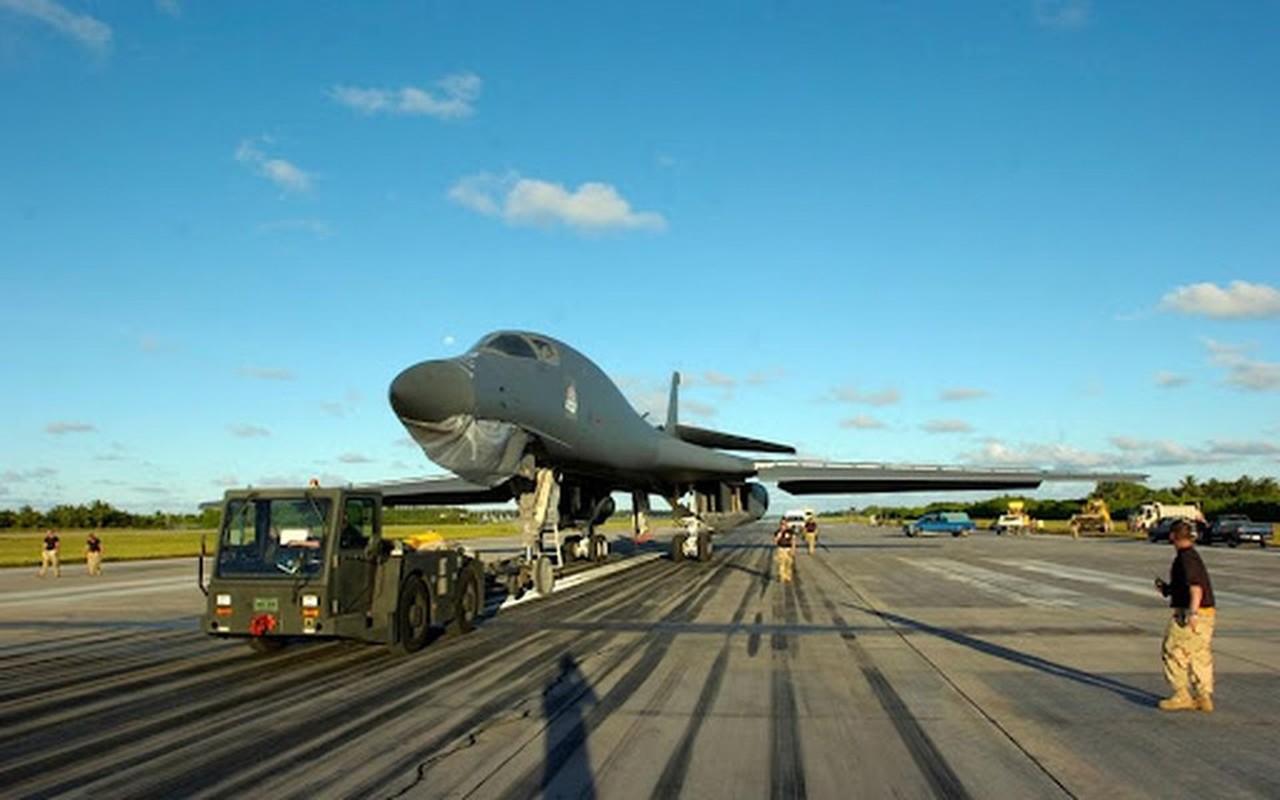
xmin=561 ymin=536 xmax=579 ymax=564
xmin=696 ymin=531 xmax=712 ymax=562
xmin=534 ymin=555 xmax=555 ymax=596
xmin=392 ymin=575 xmax=432 ymax=655
xmin=448 ymin=563 xmax=484 ymax=637
xmin=591 ymin=534 xmax=609 ymax=562
xmin=671 ymin=532 xmax=687 ymax=562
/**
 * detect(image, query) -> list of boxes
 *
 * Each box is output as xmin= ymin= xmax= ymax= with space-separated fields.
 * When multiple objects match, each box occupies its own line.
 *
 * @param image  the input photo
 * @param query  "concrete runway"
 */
xmin=1 ymin=523 xmax=1278 ymax=799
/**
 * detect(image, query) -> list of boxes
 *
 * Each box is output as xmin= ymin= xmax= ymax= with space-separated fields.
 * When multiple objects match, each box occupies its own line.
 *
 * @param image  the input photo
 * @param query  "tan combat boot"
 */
xmin=1158 ymin=691 xmax=1196 ymax=711
xmin=1196 ymin=693 xmax=1214 ymax=713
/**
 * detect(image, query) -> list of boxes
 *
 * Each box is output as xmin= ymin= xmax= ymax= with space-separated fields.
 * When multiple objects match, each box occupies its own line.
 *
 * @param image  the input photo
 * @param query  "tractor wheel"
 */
xmin=448 ymin=563 xmax=484 ymax=636
xmin=392 ymin=575 xmax=432 ymax=655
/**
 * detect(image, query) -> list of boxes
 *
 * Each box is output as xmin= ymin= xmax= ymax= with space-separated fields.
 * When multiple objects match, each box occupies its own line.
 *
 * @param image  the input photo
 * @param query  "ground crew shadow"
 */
xmin=539 ymin=652 xmax=599 ymax=798
xmin=851 ymin=604 xmax=1161 ymax=707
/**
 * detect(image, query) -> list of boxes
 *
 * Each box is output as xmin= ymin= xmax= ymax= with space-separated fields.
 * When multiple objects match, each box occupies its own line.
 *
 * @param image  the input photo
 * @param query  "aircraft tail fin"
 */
xmin=666 ymin=371 xmax=681 ymax=431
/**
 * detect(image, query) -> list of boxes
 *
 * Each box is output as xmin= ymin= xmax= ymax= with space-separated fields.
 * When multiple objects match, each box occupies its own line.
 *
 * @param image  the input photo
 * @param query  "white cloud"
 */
xmin=257 ymin=219 xmax=331 ymax=237
xmin=448 ymin=172 xmax=667 ymax=232
xmin=228 ymin=424 xmax=270 ymax=438
xmin=823 ymin=385 xmax=901 ymax=407
xmin=44 ymin=421 xmax=96 ymax=435
xmin=940 ymin=387 xmax=988 ymax=402
xmin=1154 ymin=371 xmax=1190 ymax=389
xmin=2 ymin=467 xmax=58 ymax=481
xmin=320 ymin=389 xmax=362 ymax=417
xmin=840 ymin=415 xmax=886 ymax=430
xmin=235 ymin=139 xmax=312 ymax=193
xmin=745 ymin=368 xmax=786 ymax=386
xmin=921 ymin=419 xmax=974 ymax=434
xmin=1034 ymin=0 xmax=1091 ymax=29
xmin=966 ymin=435 xmax=1280 ymax=471
xmin=338 ymin=452 xmax=372 ymax=464
xmin=701 ymin=370 xmax=736 ymax=388
xmin=681 ymin=399 xmax=717 ymax=418
xmin=156 ymin=0 xmax=180 ymax=17
xmin=1160 ymin=280 xmax=1280 ymax=319
xmin=0 ymin=0 xmax=112 ymax=51
xmin=238 ymin=366 xmax=297 ymax=381
xmin=1204 ymin=339 xmax=1280 ymax=392
xmin=330 ymin=72 xmax=481 ymax=120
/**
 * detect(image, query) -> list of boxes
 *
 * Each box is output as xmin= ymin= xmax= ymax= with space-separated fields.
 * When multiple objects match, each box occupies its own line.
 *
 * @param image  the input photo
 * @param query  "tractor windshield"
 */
xmin=216 ymin=496 xmax=332 ymax=578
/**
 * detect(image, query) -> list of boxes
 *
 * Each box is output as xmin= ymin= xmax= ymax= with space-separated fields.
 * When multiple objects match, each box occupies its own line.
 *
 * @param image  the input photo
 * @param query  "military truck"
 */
xmin=199 ymin=487 xmax=485 ymax=654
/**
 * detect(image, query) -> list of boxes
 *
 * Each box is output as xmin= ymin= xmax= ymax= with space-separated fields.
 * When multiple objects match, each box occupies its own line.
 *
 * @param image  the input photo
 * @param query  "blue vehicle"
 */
xmin=904 ymin=511 xmax=975 ymax=537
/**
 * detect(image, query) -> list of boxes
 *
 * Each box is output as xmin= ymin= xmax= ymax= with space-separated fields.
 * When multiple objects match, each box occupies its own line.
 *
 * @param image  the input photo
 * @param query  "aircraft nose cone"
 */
xmin=389 ymin=360 xmax=475 ymax=423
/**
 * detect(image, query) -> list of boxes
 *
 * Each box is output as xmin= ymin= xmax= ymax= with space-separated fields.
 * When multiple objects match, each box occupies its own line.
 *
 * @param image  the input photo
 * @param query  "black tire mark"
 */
xmin=488 ymin=537 xmax=756 ymax=800
xmin=649 ymin=547 xmax=763 ymax=798
xmin=770 ymin=578 xmax=806 ymax=799
xmin=811 ymin=557 xmax=971 ymax=800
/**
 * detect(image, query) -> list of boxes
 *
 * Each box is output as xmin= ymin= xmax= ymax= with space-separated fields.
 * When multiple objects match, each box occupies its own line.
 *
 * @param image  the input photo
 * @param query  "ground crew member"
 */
xmin=804 ymin=514 xmax=818 ymax=555
xmin=39 ymin=529 xmax=61 ymax=578
xmin=86 ymin=531 xmax=104 ymax=576
xmin=774 ymin=519 xmax=797 ymax=583
xmin=1154 ymin=519 xmax=1216 ymax=712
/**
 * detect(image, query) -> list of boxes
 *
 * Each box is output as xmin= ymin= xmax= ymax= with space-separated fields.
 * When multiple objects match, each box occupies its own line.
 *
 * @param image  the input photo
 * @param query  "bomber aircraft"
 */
xmin=379 ymin=330 xmax=1140 ymax=593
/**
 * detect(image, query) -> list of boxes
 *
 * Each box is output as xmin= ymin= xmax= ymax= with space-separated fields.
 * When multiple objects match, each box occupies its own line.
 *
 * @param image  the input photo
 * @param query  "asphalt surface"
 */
xmin=1 ymin=523 xmax=1278 ymax=799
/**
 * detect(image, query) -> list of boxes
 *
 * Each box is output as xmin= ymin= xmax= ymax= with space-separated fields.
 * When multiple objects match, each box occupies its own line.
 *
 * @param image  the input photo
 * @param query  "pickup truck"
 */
xmin=1203 ymin=515 xmax=1272 ymax=548
xmin=904 ymin=511 xmax=975 ymax=538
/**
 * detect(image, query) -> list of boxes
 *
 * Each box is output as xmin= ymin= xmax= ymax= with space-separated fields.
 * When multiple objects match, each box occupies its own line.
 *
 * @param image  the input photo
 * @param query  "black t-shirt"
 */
xmin=43 ymin=535 xmax=59 ymax=551
xmin=1169 ymin=547 xmax=1215 ymax=609
xmin=87 ymin=536 xmax=102 ymax=553
xmin=775 ymin=530 xmax=794 ymax=548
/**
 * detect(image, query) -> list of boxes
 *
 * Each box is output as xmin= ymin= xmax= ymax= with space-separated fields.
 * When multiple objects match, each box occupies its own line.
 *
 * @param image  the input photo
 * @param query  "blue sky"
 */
xmin=2 ymin=1 xmax=1278 ymax=513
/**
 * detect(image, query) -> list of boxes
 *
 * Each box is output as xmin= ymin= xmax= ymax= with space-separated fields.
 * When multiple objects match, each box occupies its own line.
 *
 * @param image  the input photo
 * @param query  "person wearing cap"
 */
xmin=38 ymin=529 xmax=61 ymax=578
xmin=86 ymin=531 xmax=105 ymax=576
xmin=1154 ymin=519 xmax=1217 ymax=712
xmin=773 ymin=518 xmax=797 ymax=583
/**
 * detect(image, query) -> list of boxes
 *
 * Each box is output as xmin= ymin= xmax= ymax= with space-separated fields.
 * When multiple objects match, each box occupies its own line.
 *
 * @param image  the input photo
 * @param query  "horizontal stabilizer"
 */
xmin=755 ymin=461 xmax=1145 ymax=495
xmin=676 ymin=424 xmax=795 ymax=454
xmin=359 ymin=475 xmax=515 ymax=507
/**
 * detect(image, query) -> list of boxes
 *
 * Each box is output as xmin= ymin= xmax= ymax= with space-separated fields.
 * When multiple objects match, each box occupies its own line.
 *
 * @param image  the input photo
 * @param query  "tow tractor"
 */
xmin=198 ymin=486 xmax=485 ymax=654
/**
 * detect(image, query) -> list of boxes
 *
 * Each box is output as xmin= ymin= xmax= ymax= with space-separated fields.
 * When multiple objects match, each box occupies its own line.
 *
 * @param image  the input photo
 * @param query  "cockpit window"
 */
xmin=527 ymin=337 xmax=560 ymax=364
xmin=480 ymin=333 xmax=538 ymax=360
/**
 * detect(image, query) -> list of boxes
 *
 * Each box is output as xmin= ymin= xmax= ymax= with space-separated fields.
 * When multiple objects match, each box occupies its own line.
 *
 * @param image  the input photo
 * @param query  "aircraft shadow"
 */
xmin=847 ymin=604 xmax=1161 ymax=707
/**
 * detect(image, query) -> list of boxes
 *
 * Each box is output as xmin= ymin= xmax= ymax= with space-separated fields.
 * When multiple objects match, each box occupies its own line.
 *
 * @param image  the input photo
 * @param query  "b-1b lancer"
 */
xmin=380 ymin=330 xmax=1139 ymax=593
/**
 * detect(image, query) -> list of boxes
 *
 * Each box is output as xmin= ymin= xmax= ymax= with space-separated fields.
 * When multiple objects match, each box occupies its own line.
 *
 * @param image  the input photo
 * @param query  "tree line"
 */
xmin=857 ymin=475 xmax=1280 ymax=523
xmin=4 ymin=475 xmax=1277 ymax=530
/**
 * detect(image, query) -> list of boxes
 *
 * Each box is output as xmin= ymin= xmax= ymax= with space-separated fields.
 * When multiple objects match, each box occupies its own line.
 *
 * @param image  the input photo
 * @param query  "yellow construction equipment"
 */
xmin=1069 ymin=498 xmax=1113 ymax=538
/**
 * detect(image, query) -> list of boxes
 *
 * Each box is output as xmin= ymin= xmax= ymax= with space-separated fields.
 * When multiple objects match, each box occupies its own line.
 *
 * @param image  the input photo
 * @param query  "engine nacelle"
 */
xmin=558 ymin=481 xmax=616 ymax=530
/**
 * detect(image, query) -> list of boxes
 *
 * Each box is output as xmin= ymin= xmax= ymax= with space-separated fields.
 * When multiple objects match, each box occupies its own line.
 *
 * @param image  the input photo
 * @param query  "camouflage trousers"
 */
xmin=1162 ymin=610 xmax=1215 ymax=697
xmin=775 ymin=548 xmax=794 ymax=583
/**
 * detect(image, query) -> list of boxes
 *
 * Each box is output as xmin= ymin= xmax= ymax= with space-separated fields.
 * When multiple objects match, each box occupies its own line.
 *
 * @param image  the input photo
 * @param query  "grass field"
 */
xmin=1 ymin=517 xmax=1147 ymax=569
xmin=0 ymin=522 xmax=545 ymax=569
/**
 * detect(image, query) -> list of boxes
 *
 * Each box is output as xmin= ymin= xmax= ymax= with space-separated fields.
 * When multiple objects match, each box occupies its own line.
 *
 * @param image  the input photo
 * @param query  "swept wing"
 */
xmin=755 ymin=460 xmax=1143 ymax=495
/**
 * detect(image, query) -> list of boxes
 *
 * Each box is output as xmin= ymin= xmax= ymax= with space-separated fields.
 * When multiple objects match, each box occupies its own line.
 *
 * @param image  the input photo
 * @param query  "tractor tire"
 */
xmin=448 ymin=563 xmax=485 ymax=637
xmin=392 ymin=575 xmax=432 ymax=655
